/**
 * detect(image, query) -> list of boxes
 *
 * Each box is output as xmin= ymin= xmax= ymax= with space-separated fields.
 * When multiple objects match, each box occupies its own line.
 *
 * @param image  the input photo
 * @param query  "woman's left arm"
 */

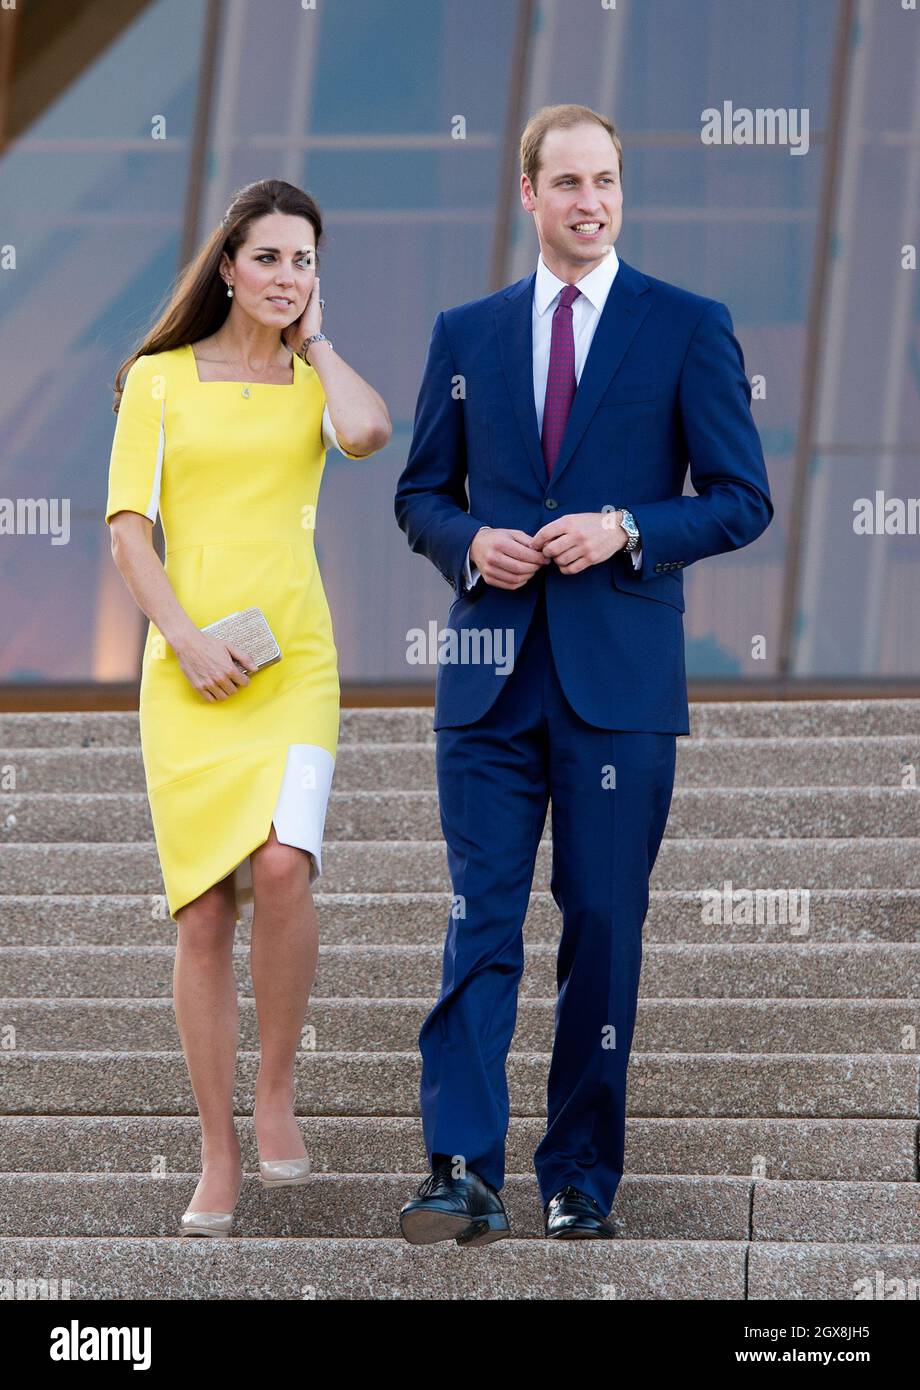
xmin=286 ymin=277 xmax=391 ymax=457
xmin=306 ymin=338 xmax=391 ymax=457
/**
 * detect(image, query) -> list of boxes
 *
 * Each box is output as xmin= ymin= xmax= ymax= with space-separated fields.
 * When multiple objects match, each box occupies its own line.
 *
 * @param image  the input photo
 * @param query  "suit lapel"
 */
xmin=493 ymin=257 xmax=653 ymax=492
xmin=494 ymin=272 xmax=545 ymax=490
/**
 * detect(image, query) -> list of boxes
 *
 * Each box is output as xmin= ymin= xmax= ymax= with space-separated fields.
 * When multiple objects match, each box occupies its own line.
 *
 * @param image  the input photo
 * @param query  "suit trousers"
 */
xmin=418 ymin=574 xmax=677 ymax=1213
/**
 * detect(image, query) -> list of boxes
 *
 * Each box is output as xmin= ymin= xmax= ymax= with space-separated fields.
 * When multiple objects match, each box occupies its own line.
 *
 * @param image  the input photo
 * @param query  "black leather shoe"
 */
xmin=543 ymin=1184 xmax=616 ymax=1238
xmin=400 ymin=1162 xmax=511 ymax=1246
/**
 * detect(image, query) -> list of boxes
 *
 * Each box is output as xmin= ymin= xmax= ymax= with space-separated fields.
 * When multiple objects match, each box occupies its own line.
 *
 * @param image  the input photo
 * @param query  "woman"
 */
xmin=105 ymin=179 xmax=391 ymax=1236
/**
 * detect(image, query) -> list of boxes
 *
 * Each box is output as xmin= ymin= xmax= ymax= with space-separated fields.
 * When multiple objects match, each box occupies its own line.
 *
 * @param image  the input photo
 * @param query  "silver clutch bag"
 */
xmin=201 ymin=606 xmax=282 ymax=673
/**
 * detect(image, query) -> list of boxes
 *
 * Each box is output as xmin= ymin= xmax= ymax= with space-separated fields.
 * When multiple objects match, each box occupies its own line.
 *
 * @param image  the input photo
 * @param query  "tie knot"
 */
xmin=559 ymin=284 xmax=581 ymax=309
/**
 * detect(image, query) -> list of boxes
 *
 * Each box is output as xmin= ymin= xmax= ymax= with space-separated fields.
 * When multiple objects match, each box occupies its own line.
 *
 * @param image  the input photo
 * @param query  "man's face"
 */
xmin=521 ymin=122 xmax=623 ymax=279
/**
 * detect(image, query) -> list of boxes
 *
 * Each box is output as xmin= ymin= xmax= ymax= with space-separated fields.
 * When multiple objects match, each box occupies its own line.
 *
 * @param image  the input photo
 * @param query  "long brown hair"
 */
xmin=112 ymin=178 xmax=324 ymax=411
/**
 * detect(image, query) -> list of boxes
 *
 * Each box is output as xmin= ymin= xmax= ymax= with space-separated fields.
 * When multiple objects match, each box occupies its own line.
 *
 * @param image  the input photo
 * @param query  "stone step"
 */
xmin=748 ymin=1244 xmax=920 ymax=1301
xmin=2 ymin=837 xmax=919 ymax=896
xmin=1 ymin=943 xmax=915 ymax=999
xmin=1 ymin=699 xmax=919 ymax=749
xmin=2 ymin=996 xmax=916 ymax=1053
xmin=3 ymin=786 xmax=920 ymax=843
xmin=0 ymin=1172 xmax=746 ymax=1240
xmin=752 ymin=1181 xmax=920 ymax=1243
xmin=2 ymin=1234 xmax=915 ymax=1300
xmin=5 ymin=736 xmax=920 ymax=792
xmin=0 ymin=1235 xmax=747 ymax=1299
xmin=2 ymin=1051 xmax=916 ymax=1117
xmin=1 ymin=890 xmax=917 ymax=946
xmin=0 ymin=1174 xmax=916 ymax=1243
xmin=2 ymin=1115 xmax=913 ymax=1181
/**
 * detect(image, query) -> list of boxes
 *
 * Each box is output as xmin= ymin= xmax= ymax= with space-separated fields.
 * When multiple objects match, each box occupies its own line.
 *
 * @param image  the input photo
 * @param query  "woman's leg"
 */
xmin=174 ymin=874 xmax=242 ymax=1212
xmin=249 ymin=824 xmax=317 ymax=1161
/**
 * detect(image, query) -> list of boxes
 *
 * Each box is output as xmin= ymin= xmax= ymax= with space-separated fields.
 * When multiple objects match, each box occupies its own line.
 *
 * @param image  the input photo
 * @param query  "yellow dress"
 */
xmin=105 ymin=343 xmax=359 ymax=924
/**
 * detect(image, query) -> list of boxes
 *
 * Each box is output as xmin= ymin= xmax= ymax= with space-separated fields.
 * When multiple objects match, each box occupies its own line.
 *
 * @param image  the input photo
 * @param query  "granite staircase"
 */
xmin=0 ymin=701 xmax=918 ymax=1299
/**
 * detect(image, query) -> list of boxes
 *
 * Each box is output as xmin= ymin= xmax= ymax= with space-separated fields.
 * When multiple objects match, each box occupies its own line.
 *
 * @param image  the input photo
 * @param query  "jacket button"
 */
xmin=544 ymin=498 xmax=558 ymax=509
xmin=654 ymin=564 xmax=663 ymax=572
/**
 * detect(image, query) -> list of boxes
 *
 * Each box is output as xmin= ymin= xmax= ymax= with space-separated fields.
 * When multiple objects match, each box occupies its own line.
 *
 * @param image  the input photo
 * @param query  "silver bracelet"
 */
xmin=302 ymin=332 xmax=333 ymax=362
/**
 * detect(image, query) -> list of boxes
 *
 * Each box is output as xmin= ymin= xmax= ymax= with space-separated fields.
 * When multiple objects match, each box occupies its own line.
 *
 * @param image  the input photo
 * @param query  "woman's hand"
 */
xmin=106 ymin=516 xmax=259 ymax=702
xmin=283 ymin=277 xmax=322 ymax=357
xmin=176 ymin=630 xmax=257 ymax=702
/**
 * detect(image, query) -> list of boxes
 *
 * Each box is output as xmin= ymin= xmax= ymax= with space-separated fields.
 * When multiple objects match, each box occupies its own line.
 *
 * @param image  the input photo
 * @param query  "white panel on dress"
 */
xmin=321 ymin=403 xmax=364 ymax=458
xmin=143 ymin=397 xmax=166 ymax=521
xmin=232 ymin=743 xmax=336 ymax=913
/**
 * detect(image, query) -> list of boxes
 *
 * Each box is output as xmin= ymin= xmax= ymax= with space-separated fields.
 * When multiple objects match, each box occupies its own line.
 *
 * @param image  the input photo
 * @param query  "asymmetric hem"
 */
xmin=229 ymin=741 xmax=335 ymax=924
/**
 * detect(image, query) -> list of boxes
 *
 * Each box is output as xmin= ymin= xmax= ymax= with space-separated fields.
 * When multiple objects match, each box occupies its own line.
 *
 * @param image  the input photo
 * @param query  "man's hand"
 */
xmin=532 ymin=510 xmax=628 ymax=575
xmin=470 ymin=526 xmax=550 ymax=590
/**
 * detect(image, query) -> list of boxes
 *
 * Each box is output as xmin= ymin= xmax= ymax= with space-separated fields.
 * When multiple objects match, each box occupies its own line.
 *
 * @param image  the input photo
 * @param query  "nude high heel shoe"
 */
xmin=258 ymin=1155 xmax=312 ymax=1187
xmin=178 ymin=1172 xmax=242 ymax=1236
xmin=178 ymin=1208 xmax=236 ymax=1237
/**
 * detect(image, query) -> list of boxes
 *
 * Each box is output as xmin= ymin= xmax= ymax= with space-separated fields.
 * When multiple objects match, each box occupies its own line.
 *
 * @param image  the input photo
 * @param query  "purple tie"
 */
xmin=541 ymin=283 xmax=581 ymax=478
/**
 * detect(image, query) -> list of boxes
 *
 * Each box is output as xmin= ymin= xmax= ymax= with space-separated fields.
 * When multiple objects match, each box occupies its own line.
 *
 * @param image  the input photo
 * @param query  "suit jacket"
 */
xmin=394 ymin=255 xmax=773 ymax=734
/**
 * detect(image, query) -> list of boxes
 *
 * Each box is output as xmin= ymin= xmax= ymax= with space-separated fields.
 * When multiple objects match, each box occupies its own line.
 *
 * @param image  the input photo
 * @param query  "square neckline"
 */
xmin=185 ymin=341 xmax=300 ymax=387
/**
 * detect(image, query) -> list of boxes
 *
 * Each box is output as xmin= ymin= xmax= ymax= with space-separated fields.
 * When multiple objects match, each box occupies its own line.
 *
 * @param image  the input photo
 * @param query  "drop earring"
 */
xmin=226 ymin=283 xmax=233 ymax=298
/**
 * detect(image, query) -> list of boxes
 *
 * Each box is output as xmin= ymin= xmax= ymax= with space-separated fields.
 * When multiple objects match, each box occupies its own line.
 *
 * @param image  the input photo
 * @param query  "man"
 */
xmin=394 ymin=103 xmax=772 ymax=1244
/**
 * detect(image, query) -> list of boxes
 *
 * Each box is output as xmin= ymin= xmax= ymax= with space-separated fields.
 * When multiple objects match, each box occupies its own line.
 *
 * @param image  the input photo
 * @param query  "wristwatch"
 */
xmin=618 ymin=508 xmax=640 ymax=553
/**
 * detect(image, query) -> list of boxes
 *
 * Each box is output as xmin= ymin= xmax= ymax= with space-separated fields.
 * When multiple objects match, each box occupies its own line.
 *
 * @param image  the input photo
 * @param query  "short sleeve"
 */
xmin=105 ymin=354 xmax=166 ymax=525
xmin=321 ymin=402 xmax=366 ymax=459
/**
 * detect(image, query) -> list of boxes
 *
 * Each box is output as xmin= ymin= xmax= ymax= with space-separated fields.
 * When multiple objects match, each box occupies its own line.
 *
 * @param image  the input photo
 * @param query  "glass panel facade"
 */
xmin=0 ymin=0 xmax=208 ymax=682
xmin=1 ymin=0 xmax=917 ymax=687
xmin=794 ymin=3 xmax=920 ymax=675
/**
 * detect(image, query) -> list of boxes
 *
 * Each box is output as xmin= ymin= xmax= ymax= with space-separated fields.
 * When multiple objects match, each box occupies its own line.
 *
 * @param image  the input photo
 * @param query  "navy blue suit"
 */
xmin=395 ymin=256 xmax=772 ymax=1211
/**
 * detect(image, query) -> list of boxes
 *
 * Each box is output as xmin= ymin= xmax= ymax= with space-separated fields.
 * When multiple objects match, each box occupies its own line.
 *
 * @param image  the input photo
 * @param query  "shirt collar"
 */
xmin=534 ymin=244 xmax=620 ymax=317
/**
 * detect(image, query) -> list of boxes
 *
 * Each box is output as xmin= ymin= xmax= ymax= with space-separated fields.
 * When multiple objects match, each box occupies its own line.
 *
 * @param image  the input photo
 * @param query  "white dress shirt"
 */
xmin=463 ymin=244 xmax=643 ymax=590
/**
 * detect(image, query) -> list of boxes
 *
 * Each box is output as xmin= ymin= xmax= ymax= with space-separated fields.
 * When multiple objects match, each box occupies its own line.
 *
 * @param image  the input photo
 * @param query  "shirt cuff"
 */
xmin=462 ymin=547 xmax=480 ymax=591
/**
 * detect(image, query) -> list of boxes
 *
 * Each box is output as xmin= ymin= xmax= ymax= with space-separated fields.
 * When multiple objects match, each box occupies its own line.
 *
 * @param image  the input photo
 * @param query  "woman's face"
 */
xmin=220 ymin=211 xmax=317 ymax=328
